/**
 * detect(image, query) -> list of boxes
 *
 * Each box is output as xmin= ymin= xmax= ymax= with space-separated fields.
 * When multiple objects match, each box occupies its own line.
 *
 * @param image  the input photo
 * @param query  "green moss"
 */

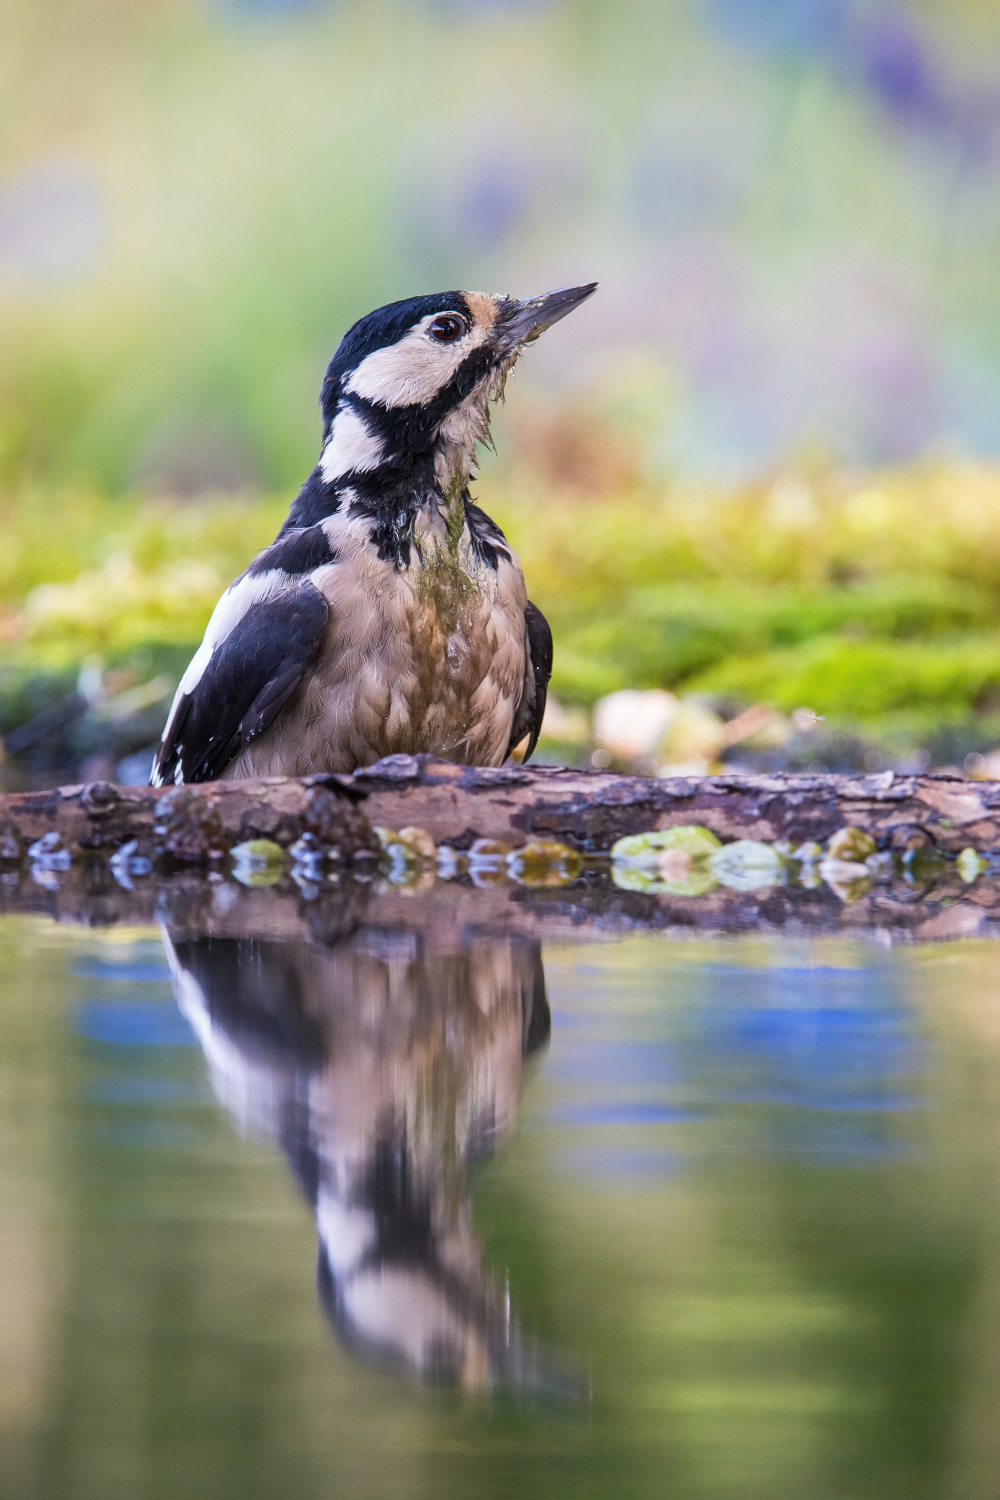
xmin=688 ymin=633 xmax=1000 ymax=720
xmin=7 ymin=462 xmax=1000 ymax=764
xmin=415 ymin=486 xmax=478 ymax=635
xmin=542 ymin=579 xmax=1000 ymax=709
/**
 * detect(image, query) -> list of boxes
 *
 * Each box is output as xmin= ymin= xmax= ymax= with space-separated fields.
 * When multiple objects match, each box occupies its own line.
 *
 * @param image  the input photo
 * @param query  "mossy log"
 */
xmin=349 ymin=757 xmax=1000 ymax=855
xmin=0 ymin=775 xmax=376 ymax=863
xmin=1 ymin=756 xmax=1000 ymax=861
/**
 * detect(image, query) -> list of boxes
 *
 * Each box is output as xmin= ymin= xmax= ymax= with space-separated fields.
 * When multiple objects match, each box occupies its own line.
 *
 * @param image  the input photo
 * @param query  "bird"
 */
xmin=163 ymin=918 xmax=553 ymax=1386
xmin=150 ymin=281 xmax=597 ymax=787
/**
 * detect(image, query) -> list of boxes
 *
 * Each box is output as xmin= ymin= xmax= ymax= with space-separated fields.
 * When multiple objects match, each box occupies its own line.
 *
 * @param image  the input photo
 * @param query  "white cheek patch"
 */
xmin=344 ymin=314 xmax=491 ymax=409
xmin=320 ymin=406 xmax=384 ymax=481
xmin=438 ymin=385 xmax=491 ymax=451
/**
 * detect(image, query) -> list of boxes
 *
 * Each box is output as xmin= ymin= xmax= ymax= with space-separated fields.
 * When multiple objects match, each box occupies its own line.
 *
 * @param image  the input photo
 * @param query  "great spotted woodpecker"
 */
xmin=151 ymin=282 xmax=596 ymax=786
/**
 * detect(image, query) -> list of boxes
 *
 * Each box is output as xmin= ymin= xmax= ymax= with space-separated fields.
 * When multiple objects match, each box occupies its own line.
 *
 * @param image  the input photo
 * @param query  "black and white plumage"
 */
xmin=151 ymin=282 xmax=596 ymax=786
xmin=163 ymin=923 xmax=553 ymax=1386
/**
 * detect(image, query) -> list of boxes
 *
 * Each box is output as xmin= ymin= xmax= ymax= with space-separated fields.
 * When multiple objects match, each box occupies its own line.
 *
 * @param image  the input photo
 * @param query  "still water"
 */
xmin=1 ymin=904 xmax=999 ymax=1499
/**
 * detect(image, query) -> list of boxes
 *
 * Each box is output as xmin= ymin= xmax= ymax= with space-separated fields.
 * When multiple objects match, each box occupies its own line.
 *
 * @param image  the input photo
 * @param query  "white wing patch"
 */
xmin=162 ymin=932 xmax=286 ymax=1137
xmin=155 ymin=568 xmax=290 ymax=761
xmin=319 ymin=406 xmax=384 ymax=482
xmin=344 ymin=313 xmax=490 ymax=409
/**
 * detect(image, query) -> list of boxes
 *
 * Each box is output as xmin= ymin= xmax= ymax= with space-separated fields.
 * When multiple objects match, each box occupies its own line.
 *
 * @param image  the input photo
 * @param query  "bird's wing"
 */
xmin=506 ymin=600 xmax=553 ymax=764
xmin=151 ymin=562 xmax=329 ymax=786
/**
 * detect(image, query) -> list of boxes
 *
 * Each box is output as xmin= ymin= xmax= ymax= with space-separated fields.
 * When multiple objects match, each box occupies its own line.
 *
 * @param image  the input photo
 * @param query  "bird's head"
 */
xmin=318 ymin=282 xmax=597 ymax=488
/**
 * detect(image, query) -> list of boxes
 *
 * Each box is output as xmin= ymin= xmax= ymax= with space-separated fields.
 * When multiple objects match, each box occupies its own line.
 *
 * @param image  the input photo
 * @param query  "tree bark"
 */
xmin=348 ymin=757 xmax=1000 ymax=855
xmin=0 ymin=775 xmax=376 ymax=862
xmin=1 ymin=757 xmax=999 ymax=859
xmin=3 ymin=758 xmax=1000 ymax=940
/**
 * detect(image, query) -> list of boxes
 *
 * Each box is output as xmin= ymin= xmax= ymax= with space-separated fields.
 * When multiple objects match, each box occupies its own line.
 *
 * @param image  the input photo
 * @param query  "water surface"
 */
xmin=1 ymin=909 xmax=998 ymax=1499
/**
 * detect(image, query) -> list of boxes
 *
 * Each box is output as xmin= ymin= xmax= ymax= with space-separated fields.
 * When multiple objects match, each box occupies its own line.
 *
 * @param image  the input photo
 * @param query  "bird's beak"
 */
xmin=501 ymin=282 xmax=598 ymax=346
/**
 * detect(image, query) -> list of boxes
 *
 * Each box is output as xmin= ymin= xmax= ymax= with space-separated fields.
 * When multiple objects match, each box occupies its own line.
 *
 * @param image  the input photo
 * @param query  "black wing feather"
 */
xmin=152 ymin=586 xmax=328 ymax=784
xmin=506 ymin=600 xmax=553 ymax=764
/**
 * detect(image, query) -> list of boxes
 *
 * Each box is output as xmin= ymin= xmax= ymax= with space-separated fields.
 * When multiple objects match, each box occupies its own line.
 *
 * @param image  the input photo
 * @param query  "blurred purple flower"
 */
xmin=399 ymin=146 xmax=531 ymax=263
xmin=637 ymin=240 xmax=754 ymax=383
xmin=455 ymin=156 xmax=529 ymax=247
xmin=783 ymin=253 xmax=942 ymax=462
xmin=856 ymin=13 xmax=946 ymax=128
xmin=397 ymin=124 xmax=582 ymax=269
xmin=706 ymin=0 xmax=1000 ymax=164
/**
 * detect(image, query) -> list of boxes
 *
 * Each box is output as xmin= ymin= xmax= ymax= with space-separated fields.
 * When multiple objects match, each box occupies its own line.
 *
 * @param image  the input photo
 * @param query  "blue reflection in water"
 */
xmin=767 ymin=1115 xmax=915 ymax=1165
xmin=86 ymin=1078 xmax=205 ymax=1106
xmin=73 ymin=958 xmax=172 ymax=984
xmin=73 ymin=948 xmax=207 ymax=1151
xmin=555 ymin=1147 xmax=685 ymax=1180
xmin=90 ymin=1121 xmax=201 ymax=1150
xmin=691 ymin=966 xmax=919 ymax=1111
xmin=547 ymin=1010 xmax=593 ymax=1030
xmin=545 ymin=1039 xmax=678 ymax=1086
xmin=543 ymin=959 xmax=922 ymax=1179
xmin=75 ymin=1000 xmax=197 ymax=1049
xmin=548 ymin=1103 xmax=700 ymax=1127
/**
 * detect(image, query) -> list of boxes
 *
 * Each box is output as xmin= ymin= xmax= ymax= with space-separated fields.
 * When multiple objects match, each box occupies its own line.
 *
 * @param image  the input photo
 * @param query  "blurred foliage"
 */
xmin=484 ymin=461 xmax=1000 ymax=737
xmin=4 ymin=0 xmax=1000 ymax=492
xmin=0 ymin=486 xmax=286 ymax=665
xmin=7 ymin=459 xmax=1000 ymax=767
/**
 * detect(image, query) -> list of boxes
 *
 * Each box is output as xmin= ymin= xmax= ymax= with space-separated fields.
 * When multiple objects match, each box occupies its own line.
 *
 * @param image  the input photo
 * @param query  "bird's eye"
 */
xmin=428 ymin=314 xmax=467 ymax=343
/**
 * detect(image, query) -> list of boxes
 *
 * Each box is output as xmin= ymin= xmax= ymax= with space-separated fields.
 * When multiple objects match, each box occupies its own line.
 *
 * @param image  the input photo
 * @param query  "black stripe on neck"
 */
xmin=280 ymin=467 xmax=343 ymax=532
xmin=344 ymin=457 xmax=439 ymax=568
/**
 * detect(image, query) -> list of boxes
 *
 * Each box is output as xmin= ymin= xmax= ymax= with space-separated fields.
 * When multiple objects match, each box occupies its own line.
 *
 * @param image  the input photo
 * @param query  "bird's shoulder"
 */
xmin=246 ymin=522 xmax=339 ymax=578
xmin=150 ymin=540 xmax=333 ymax=786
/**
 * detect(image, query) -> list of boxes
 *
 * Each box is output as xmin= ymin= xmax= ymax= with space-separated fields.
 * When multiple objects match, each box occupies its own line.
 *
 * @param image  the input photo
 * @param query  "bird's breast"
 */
xmin=257 ymin=503 xmax=529 ymax=773
xmin=409 ymin=510 xmax=488 ymax=644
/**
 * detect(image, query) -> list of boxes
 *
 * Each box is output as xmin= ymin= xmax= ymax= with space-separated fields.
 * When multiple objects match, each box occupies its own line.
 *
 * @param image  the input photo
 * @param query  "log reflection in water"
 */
xmin=162 ymin=921 xmax=555 ymax=1390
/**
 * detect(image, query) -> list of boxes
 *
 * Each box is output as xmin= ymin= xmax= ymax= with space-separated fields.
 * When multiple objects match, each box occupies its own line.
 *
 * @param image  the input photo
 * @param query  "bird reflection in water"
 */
xmin=162 ymin=916 xmax=554 ymax=1390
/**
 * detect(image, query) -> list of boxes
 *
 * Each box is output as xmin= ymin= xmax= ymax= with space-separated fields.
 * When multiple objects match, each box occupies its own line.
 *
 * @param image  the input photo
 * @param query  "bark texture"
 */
xmin=2 ymin=758 xmax=1000 ymax=944
xmin=2 ymin=757 xmax=999 ymax=859
xmin=0 ymin=775 xmax=376 ymax=862
xmin=350 ymin=757 xmax=1000 ymax=854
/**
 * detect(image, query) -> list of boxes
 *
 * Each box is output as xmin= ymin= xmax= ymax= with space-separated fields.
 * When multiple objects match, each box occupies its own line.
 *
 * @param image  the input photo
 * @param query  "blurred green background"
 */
xmin=4 ymin=0 xmax=1000 ymax=783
